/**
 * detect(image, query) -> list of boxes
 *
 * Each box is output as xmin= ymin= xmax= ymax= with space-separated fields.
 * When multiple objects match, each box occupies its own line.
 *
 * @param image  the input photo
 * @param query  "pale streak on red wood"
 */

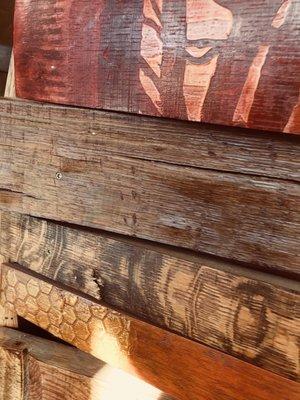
xmin=284 ymin=92 xmax=300 ymax=134
xmin=272 ymin=0 xmax=292 ymax=28
xmin=140 ymin=0 xmax=163 ymax=114
xmin=184 ymin=55 xmax=218 ymax=121
xmin=183 ymin=0 xmax=233 ymax=120
xmin=233 ymin=46 xmax=270 ymax=125
xmin=143 ymin=0 xmax=163 ymax=27
xmin=186 ymin=0 xmax=233 ymax=40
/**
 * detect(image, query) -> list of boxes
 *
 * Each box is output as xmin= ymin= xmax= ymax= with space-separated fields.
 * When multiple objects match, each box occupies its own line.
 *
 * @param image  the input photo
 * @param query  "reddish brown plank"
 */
xmin=14 ymin=0 xmax=300 ymax=133
xmin=1 ymin=263 xmax=299 ymax=400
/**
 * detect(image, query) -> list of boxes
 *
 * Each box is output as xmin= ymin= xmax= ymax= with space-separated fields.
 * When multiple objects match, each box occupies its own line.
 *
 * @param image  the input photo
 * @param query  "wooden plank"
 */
xmin=0 ymin=105 xmax=299 ymax=274
xmin=0 ymin=328 xmax=105 ymax=378
xmin=1 ymin=264 xmax=299 ymax=400
xmin=14 ymin=0 xmax=300 ymax=133
xmin=0 ymin=98 xmax=299 ymax=181
xmin=4 ymin=54 xmax=16 ymax=98
xmin=0 ymin=328 xmax=174 ymax=400
xmin=1 ymin=212 xmax=299 ymax=380
xmin=27 ymin=357 xmax=173 ymax=400
xmin=0 ymin=347 xmax=24 ymax=400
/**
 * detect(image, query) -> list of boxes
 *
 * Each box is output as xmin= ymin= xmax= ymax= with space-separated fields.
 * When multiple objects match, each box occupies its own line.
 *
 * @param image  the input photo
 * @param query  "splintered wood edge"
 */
xmin=1 ymin=263 xmax=299 ymax=400
xmin=4 ymin=53 xmax=16 ymax=98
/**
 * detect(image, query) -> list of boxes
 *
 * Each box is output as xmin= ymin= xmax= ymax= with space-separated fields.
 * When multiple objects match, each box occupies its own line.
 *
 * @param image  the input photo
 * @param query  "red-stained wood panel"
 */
xmin=14 ymin=0 xmax=300 ymax=133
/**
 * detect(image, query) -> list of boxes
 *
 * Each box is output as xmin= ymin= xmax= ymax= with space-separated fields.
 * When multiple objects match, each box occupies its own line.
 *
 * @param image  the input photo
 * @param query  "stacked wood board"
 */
xmin=0 ymin=0 xmax=300 ymax=399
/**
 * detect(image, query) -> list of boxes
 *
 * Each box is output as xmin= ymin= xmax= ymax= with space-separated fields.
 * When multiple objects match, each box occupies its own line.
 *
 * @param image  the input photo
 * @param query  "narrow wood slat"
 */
xmin=0 ymin=99 xmax=299 ymax=181
xmin=0 ymin=328 xmax=174 ymax=400
xmin=1 ymin=212 xmax=299 ymax=380
xmin=4 ymin=54 xmax=16 ymax=98
xmin=0 ymin=100 xmax=299 ymax=274
xmin=14 ymin=0 xmax=300 ymax=133
xmin=1 ymin=263 xmax=299 ymax=400
xmin=0 ymin=347 xmax=24 ymax=400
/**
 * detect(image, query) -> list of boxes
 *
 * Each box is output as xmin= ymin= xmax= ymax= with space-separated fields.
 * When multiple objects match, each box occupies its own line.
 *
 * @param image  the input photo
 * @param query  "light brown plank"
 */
xmin=0 ymin=101 xmax=299 ymax=274
xmin=0 ymin=328 xmax=174 ymax=400
xmin=1 ymin=212 xmax=299 ymax=380
xmin=0 ymin=98 xmax=299 ymax=181
xmin=0 ymin=347 xmax=24 ymax=400
xmin=1 ymin=263 xmax=299 ymax=400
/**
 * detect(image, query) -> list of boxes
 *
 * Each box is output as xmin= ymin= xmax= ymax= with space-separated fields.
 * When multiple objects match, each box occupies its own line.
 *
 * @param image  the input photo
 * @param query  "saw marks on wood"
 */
xmin=14 ymin=0 xmax=300 ymax=132
xmin=1 ymin=263 xmax=299 ymax=400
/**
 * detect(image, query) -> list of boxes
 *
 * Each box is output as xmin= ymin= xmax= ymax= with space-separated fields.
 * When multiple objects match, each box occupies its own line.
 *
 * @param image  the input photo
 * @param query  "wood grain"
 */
xmin=0 ymin=100 xmax=299 ymax=274
xmin=4 ymin=54 xmax=16 ymax=98
xmin=1 ymin=263 xmax=299 ymax=400
xmin=1 ymin=211 xmax=299 ymax=379
xmin=0 ymin=328 xmax=174 ymax=400
xmin=0 ymin=98 xmax=299 ymax=181
xmin=14 ymin=0 xmax=300 ymax=133
xmin=0 ymin=347 xmax=24 ymax=400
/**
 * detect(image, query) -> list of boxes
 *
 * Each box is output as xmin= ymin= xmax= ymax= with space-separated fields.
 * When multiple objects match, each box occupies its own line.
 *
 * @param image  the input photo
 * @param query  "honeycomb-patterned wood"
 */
xmin=1 ymin=264 xmax=299 ymax=400
xmin=0 ymin=265 xmax=132 ymax=363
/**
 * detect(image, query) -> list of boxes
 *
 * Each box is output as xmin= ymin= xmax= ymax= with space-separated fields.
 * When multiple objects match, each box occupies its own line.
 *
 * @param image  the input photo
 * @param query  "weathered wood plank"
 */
xmin=0 ymin=328 xmax=174 ymax=400
xmin=0 ymin=115 xmax=299 ymax=274
xmin=1 ymin=212 xmax=299 ymax=380
xmin=14 ymin=0 xmax=300 ymax=133
xmin=0 ymin=347 xmax=24 ymax=400
xmin=27 ymin=357 xmax=173 ymax=400
xmin=1 ymin=263 xmax=299 ymax=400
xmin=0 ymin=99 xmax=299 ymax=181
xmin=4 ymin=54 xmax=16 ymax=98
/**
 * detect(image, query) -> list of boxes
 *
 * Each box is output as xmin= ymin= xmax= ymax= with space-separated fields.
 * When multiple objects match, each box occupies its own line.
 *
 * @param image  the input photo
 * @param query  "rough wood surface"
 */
xmin=4 ymin=54 xmax=16 ymax=98
xmin=1 ymin=264 xmax=299 ymax=400
xmin=14 ymin=0 xmax=300 ymax=133
xmin=1 ymin=211 xmax=299 ymax=379
xmin=0 ymin=250 xmax=18 ymax=329
xmin=0 ymin=347 xmax=24 ymax=400
xmin=27 ymin=357 xmax=173 ymax=400
xmin=0 ymin=100 xmax=299 ymax=274
xmin=0 ymin=98 xmax=299 ymax=181
xmin=0 ymin=328 xmax=174 ymax=400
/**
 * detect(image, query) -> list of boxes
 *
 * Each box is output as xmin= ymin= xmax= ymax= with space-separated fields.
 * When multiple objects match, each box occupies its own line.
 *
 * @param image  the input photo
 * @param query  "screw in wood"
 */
xmin=55 ymin=172 xmax=63 ymax=180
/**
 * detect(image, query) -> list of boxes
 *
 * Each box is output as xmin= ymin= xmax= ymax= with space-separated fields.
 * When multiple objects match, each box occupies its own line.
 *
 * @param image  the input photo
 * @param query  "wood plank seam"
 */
xmin=0 ymin=100 xmax=299 ymax=273
xmin=1 ymin=211 xmax=299 ymax=379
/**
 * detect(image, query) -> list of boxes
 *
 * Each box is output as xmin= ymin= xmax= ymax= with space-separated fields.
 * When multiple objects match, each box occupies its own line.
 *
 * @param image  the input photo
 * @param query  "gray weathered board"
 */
xmin=0 ymin=99 xmax=299 ymax=275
